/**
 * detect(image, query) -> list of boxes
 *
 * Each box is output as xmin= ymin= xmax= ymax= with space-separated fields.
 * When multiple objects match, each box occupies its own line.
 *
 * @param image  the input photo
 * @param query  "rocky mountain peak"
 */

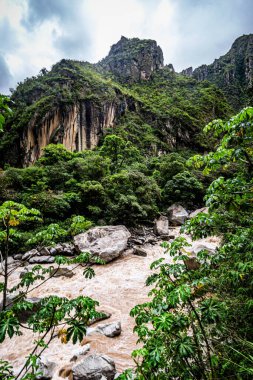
xmin=98 ymin=36 xmax=164 ymax=82
xmin=181 ymin=34 xmax=253 ymax=109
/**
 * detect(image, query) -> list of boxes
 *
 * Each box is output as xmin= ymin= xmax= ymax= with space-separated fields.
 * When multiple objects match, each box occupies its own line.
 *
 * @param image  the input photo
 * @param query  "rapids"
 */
xmin=1 ymin=231 xmax=219 ymax=378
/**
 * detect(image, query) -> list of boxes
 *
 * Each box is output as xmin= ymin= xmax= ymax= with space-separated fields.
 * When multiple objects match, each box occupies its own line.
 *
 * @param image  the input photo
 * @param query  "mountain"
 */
xmin=2 ymin=35 xmax=252 ymax=167
xmin=98 ymin=36 xmax=164 ymax=82
xmin=182 ymin=34 xmax=253 ymax=109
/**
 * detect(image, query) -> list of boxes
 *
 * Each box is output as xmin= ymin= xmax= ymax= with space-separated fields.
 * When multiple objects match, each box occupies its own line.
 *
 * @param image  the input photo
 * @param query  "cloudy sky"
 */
xmin=0 ymin=0 xmax=252 ymax=94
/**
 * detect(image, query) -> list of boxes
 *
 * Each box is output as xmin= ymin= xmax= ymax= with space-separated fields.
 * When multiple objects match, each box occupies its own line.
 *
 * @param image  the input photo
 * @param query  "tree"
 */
xmin=100 ymin=135 xmax=142 ymax=173
xmin=0 ymin=95 xmax=12 ymax=132
xmin=120 ymin=107 xmax=253 ymax=379
xmin=0 ymin=201 xmax=101 ymax=379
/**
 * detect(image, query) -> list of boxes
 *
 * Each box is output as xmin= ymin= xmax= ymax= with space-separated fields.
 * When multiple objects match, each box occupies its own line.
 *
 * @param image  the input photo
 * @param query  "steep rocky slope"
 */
xmin=98 ymin=36 xmax=164 ymax=82
xmin=182 ymin=34 xmax=253 ymax=109
xmin=3 ymin=35 xmax=252 ymax=166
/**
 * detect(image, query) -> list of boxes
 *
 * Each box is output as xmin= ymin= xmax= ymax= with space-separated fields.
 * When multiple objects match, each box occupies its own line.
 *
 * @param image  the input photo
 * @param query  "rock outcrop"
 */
xmin=182 ymin=34 xmax=253 ymax=109
xmin=99 ymin=36 xmax=164 ymax=82
xmin=74 ymin=225 xmax=131 ymax=263
xmin=22 ymin=98 xmax=135 ymax=165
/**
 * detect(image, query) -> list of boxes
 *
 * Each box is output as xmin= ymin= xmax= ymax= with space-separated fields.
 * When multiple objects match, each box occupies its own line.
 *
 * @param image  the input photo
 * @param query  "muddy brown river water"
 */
xmin=1 ymin=233 xmax=219 ymax=378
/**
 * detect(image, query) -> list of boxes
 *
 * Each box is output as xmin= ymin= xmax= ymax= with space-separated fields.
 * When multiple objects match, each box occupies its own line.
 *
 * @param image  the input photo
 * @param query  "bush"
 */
xmin=163 ymin=170 xmax=204 ymax=208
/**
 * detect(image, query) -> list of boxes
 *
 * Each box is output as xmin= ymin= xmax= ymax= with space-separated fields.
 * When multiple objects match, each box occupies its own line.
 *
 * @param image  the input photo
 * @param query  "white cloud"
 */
xmin=0 ymin=0 xmax=252 ymax=93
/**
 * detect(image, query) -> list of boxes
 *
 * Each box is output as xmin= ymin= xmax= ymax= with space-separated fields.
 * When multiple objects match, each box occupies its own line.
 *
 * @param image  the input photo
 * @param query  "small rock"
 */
xmin=189 ymin=207 xmax=209 ymax=218
xmin=39 ymin=247 xmax=51 ymax=256
xmin=132 ymin=246 xmax=148 ymax=257
xmin=144 ymin=235 xmax=157 ymax=244
xmin=97 ymin=322 xmax=121 ymax=338
xmin=61 ymin=242 xmax=76 ymax=255
xmin=128 ymin=237 xmax=145 ymax=245
xmin=49 ymin=243 xmax=76 ymax=256
xmin=49 ymin=247 xmax=57 ymax=255
xmin=50 ymin=267 xmax=75 ymax=278
xmin=22 ymin=248 xmax=39 ymax=261
xmin=72 ymin=354 xmax=116 ymax=380
xmin=37 ymin=357 xmax=56 ymax=380
xmin=29 ymin=256 xmax=55 ymax=264
xmin=88 ymin=311 xmax=112 ymax=326
xmin=167 ymin=204 xmax=189 ymax=226
xmin=70 ymin=344 xmax=90 ymax=362
xmin=154 ymin=215 xmax=169 ymax=236
xmin=13 ymin=254 xmax=23 ymax=260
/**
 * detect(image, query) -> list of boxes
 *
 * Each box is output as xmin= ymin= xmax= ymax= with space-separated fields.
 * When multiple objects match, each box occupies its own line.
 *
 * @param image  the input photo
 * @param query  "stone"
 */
xmin=88 ymin=311 xmax=112 ymax=326
xmin=189 ymin=207 xmax=209 ymax=218
xmin=74 ymin=226 xmax=131 ymax=263
xmin=37 ymin=357 xmax=56 ymax=380
xmin=132 ymin=246 xmax=148 ymax=257
xmin=128 ymin=237 xmax=145 ymax=245
xmin=50 ymin=267 xmax=75 ymax=278
xmin=49 ymin=247 xmax=57 ymax=255
xmin=167 ymin=204 xmax=189 ymax=226
xmin=0 ymin=256 xmax=15 ymax=274
xmin=39 ymin=247 xmax=51 ymax=256
xmin=22 ymin=248 xmax=39 ymax=261
xmin=29 ymin=256 xmax=55 ymax=264
xmin=70 ymin=344 xmax=91 ymax=362
xmin=183 ymin=240 xmax=218 ymax=270
xmin=72 ymin=354 xmax=116 ymax=380
xmin=13 ymin=253 xmax=23 ymax=260
xmin=96 ymin=322 xmax=121 ymax=338
xmin=154 ymin=215 xmax=169 ymax=236
xmin=49 ymin=243 xmax=76 ymax=256
xmin=144 ymin=235 xmax=158 ymax=244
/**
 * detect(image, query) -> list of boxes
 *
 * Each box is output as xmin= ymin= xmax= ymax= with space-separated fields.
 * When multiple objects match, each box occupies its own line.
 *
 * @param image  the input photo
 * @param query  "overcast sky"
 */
xmin=0 ymin=0 xmax=252 ymax=94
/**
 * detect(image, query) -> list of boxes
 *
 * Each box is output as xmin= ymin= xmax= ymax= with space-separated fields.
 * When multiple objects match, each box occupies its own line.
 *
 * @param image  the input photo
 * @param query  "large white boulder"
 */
xmin=72 ymin=354 xmax=116 ymax=380
xmin=167 ymin=204 xmax=189 ymax=226
xmin=74 ymin=225 xmax=131 ymax=263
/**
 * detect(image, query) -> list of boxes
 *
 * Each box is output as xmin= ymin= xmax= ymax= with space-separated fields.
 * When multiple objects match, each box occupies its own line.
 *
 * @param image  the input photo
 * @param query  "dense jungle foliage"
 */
xmin=0 ymin=35 xmax=253 ymax=379
xmin=119 ymin=106 xmax=253 ymax=379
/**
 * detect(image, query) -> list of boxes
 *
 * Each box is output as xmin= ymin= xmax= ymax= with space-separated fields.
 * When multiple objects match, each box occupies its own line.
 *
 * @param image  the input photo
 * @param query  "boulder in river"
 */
xmin=29 ymin=255 xmax=55 ymax=264
xmin=50 ymin=267 xmax=75 ymax=278
xmin=154 ymin=215 xmax=169 ymax=236
xmin=70 ymin=344 xmax=90 ymax=362
xmin=36 ymin=357 xmax=56 ymax=380
xmin=133 ymin=245 xmax=148 ymax=257
xmin=167 ymin=204 xmax=189 ymax=226
xmin=72 ymin=354 xmax=116 ymax=380
xmin=74 ymin=226 xmax=131 ymax=263
xmin=97 ymin=322 xmax=121 ymax=338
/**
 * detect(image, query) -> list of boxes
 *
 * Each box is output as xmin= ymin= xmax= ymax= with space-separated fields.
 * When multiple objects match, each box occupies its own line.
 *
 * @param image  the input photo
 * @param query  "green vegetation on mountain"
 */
xmin=191 ymin=34 xmax=253 ymax=110
xmin=0 ymin=35 xmax=253 ymax=379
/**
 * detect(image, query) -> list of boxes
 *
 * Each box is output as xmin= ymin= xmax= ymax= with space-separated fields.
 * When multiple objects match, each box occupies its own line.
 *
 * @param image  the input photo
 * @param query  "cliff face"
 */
xmin=22 ymin=97 xmax=139 ymax=165
xmin=1 ymin=36 xmax=243 ymax=166
xmin=98 ymin=36 xmax=164 ymax=82
xmin=183 ymin=34 xmax=253 ymax=109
